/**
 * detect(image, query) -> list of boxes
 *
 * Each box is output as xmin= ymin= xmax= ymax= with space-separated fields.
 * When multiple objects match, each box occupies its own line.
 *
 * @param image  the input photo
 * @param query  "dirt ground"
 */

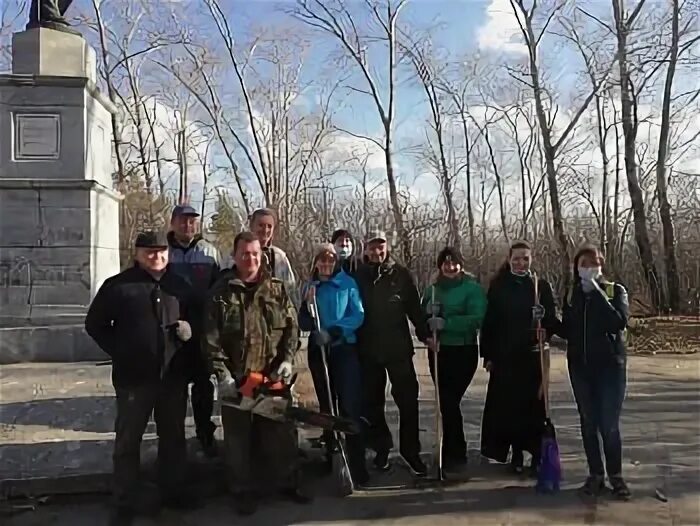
xmin=1 ymin=351 xmax=699 ymax=525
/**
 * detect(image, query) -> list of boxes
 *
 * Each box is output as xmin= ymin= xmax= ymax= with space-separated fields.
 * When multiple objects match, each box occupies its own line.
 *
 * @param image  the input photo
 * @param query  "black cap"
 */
xmin=135 ymin=231 xmax=168 ymax=249
xmin=171 ymin=204 xmax=200 ymax=219
xmin=331 ymin=229 xmax=352 ymax=243
xmin=437 ymin=246 xmax=465 ymax=268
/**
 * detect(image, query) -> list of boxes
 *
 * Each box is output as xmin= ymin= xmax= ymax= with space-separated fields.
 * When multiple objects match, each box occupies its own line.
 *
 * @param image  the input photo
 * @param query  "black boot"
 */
xmin=510 ymin=449 xmax=524 ymax=474
xmin=234 ymin=491 xmax=259 ymax=516
xmin=108 ymin=507 xmax=134 ymax=526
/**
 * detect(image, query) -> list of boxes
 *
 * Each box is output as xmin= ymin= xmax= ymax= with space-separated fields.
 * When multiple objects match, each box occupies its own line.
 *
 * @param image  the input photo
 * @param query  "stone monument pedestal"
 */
xmin=0 ymin=28 xmax=120 ymax=363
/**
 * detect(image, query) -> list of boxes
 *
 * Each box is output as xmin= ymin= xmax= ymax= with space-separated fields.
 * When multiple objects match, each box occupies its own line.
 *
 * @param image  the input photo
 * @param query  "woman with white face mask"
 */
xmin=561 ymin=245 xmax=631 ymax=500
xmin=480 ymin=241 xmax=560 ymax=477
xmin=331 ymin=229 xmax=357 ymax=275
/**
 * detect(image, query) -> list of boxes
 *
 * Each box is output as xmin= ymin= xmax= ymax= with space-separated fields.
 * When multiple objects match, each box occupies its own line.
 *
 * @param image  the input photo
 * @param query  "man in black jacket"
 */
xmin=85 ymin=231 xmax=199 ymax=526
xmin=355 ymin=230 xmax=430 ymax=476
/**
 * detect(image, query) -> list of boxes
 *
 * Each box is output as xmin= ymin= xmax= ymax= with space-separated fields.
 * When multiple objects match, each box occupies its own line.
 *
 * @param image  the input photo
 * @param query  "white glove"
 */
xmin=174 ymin=320 xmax=192 ymax=342
xmin=276 ymin=361 xmax=293 ymax=380
xmin=428 ymin=316 xmax=446 ymax=333
xmin=218 ymin=375 xmax=237 ymax=399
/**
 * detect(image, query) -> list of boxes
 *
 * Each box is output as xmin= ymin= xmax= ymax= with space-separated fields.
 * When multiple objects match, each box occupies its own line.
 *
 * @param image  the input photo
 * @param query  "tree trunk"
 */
xmin=384 ymin=127 xmax=410 ymax=263
xmin=655 ymin=0 xmax=681 ymax=313
xmin=483 ymin=125 xmax=509 ymax=242
xmin=613 ymin=0 xmax=666 ymax=311
xmin=459 ymin=114 xmax=476 ymax=253
xmin=520 ymin=7 xmax=570 ymax=281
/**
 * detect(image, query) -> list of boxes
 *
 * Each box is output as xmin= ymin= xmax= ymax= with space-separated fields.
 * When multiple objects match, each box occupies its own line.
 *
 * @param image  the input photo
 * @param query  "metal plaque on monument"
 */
xmin=0 ymin=1 xmax=121 ymax=363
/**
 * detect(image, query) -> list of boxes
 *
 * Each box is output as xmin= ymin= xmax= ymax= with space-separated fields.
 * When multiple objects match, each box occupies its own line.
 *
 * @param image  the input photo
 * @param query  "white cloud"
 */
xmin=119 ymin=98 xmax=210 ymax=198
xmin=477 ymin=0 xmax=527 ymax=55
xmin=322 ymin=134 xmax=385 ymax=171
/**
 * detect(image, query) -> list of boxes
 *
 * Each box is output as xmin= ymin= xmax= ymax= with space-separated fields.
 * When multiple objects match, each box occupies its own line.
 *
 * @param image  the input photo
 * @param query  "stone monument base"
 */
xmin=0 ymin=29 xmax=121 ymax=364
xmin=0 ymin=323 xmax=107 ymax=364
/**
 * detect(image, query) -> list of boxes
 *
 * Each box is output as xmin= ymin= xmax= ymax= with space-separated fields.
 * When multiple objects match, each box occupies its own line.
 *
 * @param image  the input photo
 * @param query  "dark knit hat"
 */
xmin=331 ymin=229 xmax=352 ymax=244
xmin=437 ymin=246 xmax=464 ymax=268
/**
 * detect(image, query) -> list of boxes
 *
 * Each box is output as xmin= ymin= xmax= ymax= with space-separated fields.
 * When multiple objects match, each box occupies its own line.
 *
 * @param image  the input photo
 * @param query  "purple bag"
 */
xmin=537 ymin=418 xmax=562 ymax=493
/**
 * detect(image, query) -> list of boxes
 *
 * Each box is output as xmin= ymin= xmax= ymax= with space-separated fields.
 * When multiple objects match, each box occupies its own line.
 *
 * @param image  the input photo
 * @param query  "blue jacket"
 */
xmin=299 ymin=270 xmax=364 ymax=346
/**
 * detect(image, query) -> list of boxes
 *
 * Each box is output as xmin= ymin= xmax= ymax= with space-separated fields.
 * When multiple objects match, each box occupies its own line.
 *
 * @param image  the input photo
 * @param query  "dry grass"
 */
xmin=628 ymin=316 xmax=700 ymax=354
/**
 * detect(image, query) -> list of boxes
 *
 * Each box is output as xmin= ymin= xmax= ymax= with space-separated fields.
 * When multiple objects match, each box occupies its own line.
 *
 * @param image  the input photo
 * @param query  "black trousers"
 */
xmin=361 ymin=356 xmax=421 ymax=458
xmin=428 ymin=345 xmax=479 ymax=461
xmin=188 ymin=343 xmax=215 ymax=440
xmin=221 ymin=405 xmax=300 ymax=494
xmin=113 ymin=374 xmax=188 ymax=510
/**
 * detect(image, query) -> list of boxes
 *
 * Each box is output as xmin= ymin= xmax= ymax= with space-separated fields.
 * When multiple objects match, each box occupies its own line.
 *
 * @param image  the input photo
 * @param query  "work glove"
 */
xmin=174 ymin=320 xmax=192 ymax=342
xmin=532 ymin=304 xmax=545 ymax=322
xmin=217 ymin=373 xmax=237 ymax=399
xmin=427 ymin=316 xmax=446 ymax=333
xmin=276 ymin=361 xmax=293 ymax=380
xmin=328 ymin=326 xmax=344 ymax=343
xmin=312 ymin=329 xmax=332 ymax=347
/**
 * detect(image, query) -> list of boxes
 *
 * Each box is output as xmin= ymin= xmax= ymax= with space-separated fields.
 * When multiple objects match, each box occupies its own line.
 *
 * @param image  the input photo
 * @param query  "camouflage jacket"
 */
xmin=202 ymin=268 xmax=299 ymax=379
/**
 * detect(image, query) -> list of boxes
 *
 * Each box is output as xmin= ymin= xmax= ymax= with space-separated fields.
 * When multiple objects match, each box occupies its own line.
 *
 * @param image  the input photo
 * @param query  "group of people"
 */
xmin=85 ymin=205 xmax=632 ymax=526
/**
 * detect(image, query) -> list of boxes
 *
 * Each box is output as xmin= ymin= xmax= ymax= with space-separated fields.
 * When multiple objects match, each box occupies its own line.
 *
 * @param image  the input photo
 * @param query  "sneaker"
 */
xmin=610 ymin=477 xmax=631 ymax=501
xmin=198 ymin=434 xmax=218 ymax=458
xmin=400 ymin=454 xmax=428 ymax=477
xmin=108 ymin=508 xmax=134 ymax=526
xmin=444 ymin=456 xmax=468 ymax=473
xmin=373 ymin=450 xmax=390 ymax=471
xmin=281 ymin=487 xmax=313 ymax=505
xmin=580 ymin=475 xmax=606 ymax=497
xmin=161 ymin=493 xmax=204 ymax=510
xmin=234 ymin=492 xmax=258 ymax=516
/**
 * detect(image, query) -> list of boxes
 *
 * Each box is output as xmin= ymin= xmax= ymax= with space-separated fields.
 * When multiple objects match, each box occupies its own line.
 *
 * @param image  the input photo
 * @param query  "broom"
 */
xmin=533 ymin=274 xmax=561 ymax=494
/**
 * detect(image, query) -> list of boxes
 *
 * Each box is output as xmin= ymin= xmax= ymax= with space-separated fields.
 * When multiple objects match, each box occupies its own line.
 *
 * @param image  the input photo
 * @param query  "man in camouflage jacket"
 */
xmin=202 ymin=231 xmax=307 ymax=515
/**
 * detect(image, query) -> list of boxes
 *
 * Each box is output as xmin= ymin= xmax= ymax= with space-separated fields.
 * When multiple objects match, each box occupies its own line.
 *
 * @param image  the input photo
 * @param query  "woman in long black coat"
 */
xmin=480 ymin=241 xmax=559 ymax=475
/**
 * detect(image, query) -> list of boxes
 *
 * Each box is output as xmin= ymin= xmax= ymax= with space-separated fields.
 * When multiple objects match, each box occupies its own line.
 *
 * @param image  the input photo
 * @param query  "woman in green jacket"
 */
xmin=422 ymin=247 xmax=487 ymax=468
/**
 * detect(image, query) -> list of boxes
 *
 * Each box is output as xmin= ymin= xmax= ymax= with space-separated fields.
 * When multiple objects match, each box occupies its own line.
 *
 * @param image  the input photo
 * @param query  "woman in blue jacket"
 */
xmin=299 ymin=243 xmax=368 ymax=485
xmin=562 ymin=245 xmax=631 ymax=499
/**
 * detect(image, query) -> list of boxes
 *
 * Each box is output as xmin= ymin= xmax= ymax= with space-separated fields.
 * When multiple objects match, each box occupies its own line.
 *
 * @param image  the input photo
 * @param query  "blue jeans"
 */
xmin=568 ymin=361 xmax=626 ymax=477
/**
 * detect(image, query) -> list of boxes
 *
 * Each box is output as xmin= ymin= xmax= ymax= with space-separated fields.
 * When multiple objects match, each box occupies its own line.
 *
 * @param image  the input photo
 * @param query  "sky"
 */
xmin=2 ymin=0 xmax=697 ymax=219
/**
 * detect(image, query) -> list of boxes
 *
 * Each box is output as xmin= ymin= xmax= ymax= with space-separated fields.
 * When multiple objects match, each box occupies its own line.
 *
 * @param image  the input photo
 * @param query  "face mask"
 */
xmin=578 ymin=266 xmax=602 ymax=281
xmin=336 ymin=244 xmax=352 ymax=260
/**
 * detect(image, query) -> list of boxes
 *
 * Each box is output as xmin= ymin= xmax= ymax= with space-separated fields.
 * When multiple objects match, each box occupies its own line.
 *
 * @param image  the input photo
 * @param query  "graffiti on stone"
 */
xmin=38 ymin=224 xmax=87 ymax=245
xmin=0 ymin=258 xmax=90 ymax=290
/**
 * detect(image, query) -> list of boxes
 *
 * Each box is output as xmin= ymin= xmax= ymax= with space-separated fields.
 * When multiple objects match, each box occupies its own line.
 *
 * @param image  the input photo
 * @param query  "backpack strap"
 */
xmin=604 ymin=282 xmax=615 ymax=300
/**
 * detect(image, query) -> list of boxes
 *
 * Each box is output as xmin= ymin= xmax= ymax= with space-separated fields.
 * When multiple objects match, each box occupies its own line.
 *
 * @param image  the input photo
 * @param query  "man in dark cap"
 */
xmin=354 ymin=230 xmax=430 ymax=477
xmin=85 ymin=231 xmax=200 ymax=526
xmin=167 ymin=204 xmax=221 ymax=456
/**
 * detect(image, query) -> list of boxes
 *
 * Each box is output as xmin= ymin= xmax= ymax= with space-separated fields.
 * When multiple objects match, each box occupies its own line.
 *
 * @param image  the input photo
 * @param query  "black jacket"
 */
xmin=480 ymin=272 xmax=559 ymax=364
xmin=85 ymin=265 xmax=193 ymax=387
xmin=561 ymin=280 xmax=629 ymax=367
xmin=355 ymin=257 xmax=429 ymax=363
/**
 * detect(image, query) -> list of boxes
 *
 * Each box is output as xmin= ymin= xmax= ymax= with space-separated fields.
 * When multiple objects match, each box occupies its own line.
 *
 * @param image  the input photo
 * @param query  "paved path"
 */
xmin=1 ymin=352 xmax=699 ymax=525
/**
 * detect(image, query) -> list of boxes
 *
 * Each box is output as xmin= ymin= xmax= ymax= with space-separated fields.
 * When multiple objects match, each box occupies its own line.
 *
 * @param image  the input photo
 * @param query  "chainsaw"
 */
xmin=219 ymin=371 xmax=360 ymax=435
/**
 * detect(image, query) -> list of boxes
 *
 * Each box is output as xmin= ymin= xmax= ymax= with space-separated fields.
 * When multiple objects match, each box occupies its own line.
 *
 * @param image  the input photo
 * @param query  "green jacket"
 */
xmin=422 ymin=273 xmax=487 ymax=346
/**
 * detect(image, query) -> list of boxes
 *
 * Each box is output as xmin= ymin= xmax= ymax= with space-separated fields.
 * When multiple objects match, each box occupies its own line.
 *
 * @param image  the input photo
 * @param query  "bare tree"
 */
xmin=293 ymin=0 xmax=412 ymax=262
xmin=610 ymin=0 xmax=666 ymax=310
xmin=402 ymin=38 xmax=462 ymax=251
xmin=655 ymin=0 xmax=700 ymax=312
xmin=509 ymin=0 xmax=614 ymax=283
